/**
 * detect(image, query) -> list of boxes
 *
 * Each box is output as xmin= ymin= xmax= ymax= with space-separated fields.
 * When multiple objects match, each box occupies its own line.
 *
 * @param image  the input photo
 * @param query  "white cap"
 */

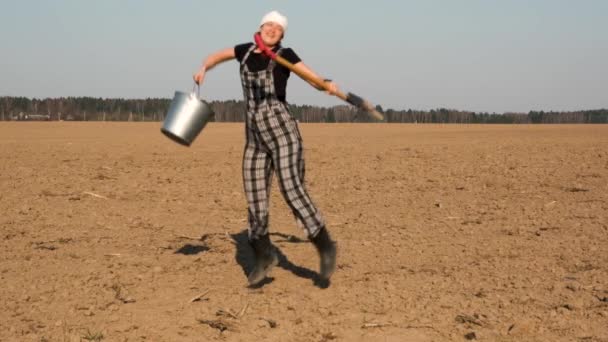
xmin=260 ymin=10 xmax=288 ymax=32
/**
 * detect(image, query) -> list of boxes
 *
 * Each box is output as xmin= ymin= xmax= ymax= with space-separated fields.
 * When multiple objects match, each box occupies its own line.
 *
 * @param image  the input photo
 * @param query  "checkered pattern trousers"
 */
xmin=240 ymin=45 xmax=325 ymax=240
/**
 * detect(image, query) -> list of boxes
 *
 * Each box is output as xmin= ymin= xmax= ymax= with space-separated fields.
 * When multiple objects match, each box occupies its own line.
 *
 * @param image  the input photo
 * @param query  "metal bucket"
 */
xmin=161 ymin=86 xmax=214 ymax=146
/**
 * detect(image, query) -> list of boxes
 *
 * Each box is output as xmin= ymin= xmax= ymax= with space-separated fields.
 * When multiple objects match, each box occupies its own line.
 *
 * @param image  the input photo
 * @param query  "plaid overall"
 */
xmin=240 ymin=45 xmax=325 ymax=240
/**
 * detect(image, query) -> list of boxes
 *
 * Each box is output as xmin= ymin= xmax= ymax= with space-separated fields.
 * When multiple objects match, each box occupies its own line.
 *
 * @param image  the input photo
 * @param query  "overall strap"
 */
xmin=240 ymin=44 xmax=258 ymax=67
xmin=267 ymin=47 xmax=283 ymax=70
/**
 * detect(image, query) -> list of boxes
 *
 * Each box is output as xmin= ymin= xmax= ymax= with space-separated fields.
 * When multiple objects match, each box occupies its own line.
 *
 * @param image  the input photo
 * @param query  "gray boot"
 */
xmin=310 ymin=227 xmax=337 ymax=280
xmin=247 ymin=234 xmax=278 ymax=286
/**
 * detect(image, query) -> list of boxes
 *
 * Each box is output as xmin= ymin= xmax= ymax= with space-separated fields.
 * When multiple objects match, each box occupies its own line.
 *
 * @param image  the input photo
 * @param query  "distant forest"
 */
xmin=1 ymin=96 xmax=607 ymax=124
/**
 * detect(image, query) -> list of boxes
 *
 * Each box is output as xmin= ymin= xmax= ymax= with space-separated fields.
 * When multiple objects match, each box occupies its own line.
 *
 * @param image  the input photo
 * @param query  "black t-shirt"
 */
xmin=235 ymin=42 xmax=301 ymax=103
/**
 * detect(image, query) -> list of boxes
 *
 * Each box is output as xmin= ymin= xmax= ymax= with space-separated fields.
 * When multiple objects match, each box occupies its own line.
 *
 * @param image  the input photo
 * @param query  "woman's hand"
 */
xmin=193 ymin=66 xmax=206 ymax=85
xmin=324 ymin=80 xmax=339 ymax=96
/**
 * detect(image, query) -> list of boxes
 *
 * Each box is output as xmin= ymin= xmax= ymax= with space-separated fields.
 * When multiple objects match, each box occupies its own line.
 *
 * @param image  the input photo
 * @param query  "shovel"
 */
xmin=254 ymin=33 xmax=384 ymax=121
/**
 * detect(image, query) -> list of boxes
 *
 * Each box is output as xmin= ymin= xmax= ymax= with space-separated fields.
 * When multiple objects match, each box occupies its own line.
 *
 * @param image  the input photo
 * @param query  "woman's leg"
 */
xmin=273 ymin=126 xmax=325 ymax=238
xmin=242 ymin=131 xmax=278 ymax=286
xmin=273 ymin=127 xmax=336 ymax=281
xmin=243 ymin=139 xmax=274 ymax=240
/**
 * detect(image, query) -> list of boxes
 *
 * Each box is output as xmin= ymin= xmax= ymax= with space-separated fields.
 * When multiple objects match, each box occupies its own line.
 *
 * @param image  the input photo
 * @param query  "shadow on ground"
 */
xmin=174 ymin=244 xmax=210 ymax=255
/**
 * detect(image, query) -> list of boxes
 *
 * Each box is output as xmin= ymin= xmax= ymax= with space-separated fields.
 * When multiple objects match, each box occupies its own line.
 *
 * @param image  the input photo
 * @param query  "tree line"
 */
xmin=1 ymin=96 xmax=607 ymax=124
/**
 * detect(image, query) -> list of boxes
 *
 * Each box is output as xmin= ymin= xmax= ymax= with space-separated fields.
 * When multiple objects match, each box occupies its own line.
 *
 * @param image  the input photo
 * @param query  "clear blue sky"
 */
xmin=1 ymin=0 xmax=606 ymax=113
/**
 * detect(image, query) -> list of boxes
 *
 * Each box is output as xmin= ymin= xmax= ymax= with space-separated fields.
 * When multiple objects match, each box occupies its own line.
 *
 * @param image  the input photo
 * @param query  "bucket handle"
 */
xmin=191 ymin=83 xmax=201 ymax=99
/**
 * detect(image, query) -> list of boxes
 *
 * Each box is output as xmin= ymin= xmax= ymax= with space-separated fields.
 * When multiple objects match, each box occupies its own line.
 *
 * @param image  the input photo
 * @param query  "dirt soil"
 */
xmin=1 ymin=122 xmax=607 ymax=342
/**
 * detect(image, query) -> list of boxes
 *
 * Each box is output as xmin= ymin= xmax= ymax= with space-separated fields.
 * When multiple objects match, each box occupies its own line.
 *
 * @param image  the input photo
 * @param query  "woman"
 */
xmin=193 ymin=11 xmax=337 ymax=286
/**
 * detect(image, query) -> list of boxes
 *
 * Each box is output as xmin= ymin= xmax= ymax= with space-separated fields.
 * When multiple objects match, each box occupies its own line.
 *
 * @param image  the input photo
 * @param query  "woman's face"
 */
xmin=260 ymin=22 xmax=284 ymax=47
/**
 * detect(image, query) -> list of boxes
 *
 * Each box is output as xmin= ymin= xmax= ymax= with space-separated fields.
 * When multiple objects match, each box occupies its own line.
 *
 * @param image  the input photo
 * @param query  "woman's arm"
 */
xmin=193 ymin=47 xmax=236 ymax=84
xmin=291 ymin=62 xmax=339 ymax=95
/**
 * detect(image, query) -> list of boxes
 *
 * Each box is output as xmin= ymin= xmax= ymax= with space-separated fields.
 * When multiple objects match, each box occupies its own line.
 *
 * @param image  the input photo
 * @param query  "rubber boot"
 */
xmin=310 ymin=227 xmax=337 ymax=280
xmin=247 ymin=234 xmax=278 ymax=286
